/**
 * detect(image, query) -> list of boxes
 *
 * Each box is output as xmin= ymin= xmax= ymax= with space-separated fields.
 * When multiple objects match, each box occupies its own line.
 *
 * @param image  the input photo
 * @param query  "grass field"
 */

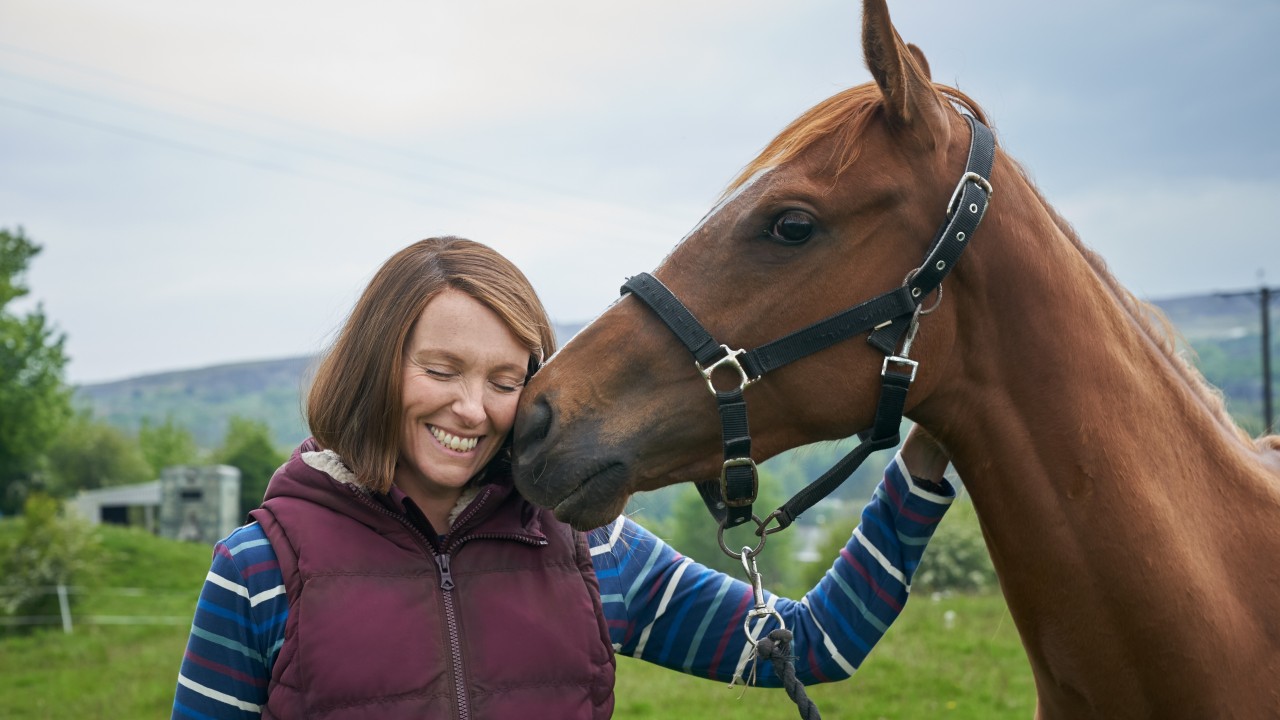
xmin=1 ymin=522 xmax=1036 ymax=719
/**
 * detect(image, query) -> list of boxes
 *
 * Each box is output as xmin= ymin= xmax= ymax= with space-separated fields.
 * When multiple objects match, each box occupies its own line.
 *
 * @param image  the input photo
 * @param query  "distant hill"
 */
xmin=1153 ymin=292 xmax=1267 ymax=342
xmin=75 ymin=322 xmax=587 ymax=450
xmin=76 ymin=291 xmax=1277 ymax=452
xmin=77 ymin=355 xmax=316 ymax=450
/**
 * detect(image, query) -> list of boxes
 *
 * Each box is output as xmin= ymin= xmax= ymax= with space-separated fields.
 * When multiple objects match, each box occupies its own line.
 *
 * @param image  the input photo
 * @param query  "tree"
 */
xmin=661 ymin=470 xmax=799 ymax=596
xmin=0 ymin=228 xmax=71 ymax=514
xmin=44 ymin=409 xmax=154 ymax=496
xmin=137 ymin=415 xmax=201 ymax=475
xmin=216 ymin=416 xmax=285 ymax=515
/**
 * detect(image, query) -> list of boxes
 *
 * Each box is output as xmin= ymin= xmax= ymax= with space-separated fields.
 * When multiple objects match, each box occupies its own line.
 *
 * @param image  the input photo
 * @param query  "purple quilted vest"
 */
xmin=249 ymin=442 xmax=615 ymax=719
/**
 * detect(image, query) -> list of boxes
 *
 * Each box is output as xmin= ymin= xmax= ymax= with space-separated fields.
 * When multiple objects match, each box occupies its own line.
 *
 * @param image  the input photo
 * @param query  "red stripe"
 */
xmin=883 ymin=472 xmax=904 ymax=509
xmin=184 ymin=650 xmax=268 ymax=687
xmin=884 ymin=472 xmax=944 ymax=524
xmin=707 ymin=588 xmax=752 ymax=678
xmin=899 ymin=504 xmax=942 ymax=525
xmin=807 ymin=643 xmax=830 ymax=683
xmin=839 ymin=547 xmax=903 ymax=612
xmin=242 ymin=559 xmax=280 ymax=578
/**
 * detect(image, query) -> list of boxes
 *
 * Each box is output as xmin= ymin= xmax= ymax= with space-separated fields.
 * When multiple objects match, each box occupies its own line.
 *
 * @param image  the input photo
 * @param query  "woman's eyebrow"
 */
xmin=410 ymin=348 xmax=526 ymax=374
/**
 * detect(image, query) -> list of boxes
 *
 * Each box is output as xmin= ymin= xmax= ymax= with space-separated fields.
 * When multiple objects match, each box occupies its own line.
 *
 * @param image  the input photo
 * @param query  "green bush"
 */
xmin=0 ymin=494 xmax=102 ymax=631
xmin=913 ymin=498 xmax=997 ymax=593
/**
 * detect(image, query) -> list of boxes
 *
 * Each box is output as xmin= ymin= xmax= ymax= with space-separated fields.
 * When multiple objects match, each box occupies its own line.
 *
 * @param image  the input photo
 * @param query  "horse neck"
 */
xmin=912 ymin=167 xmax=1280 ymax=707
xmin=924 ymin=168 xmax=1267 ymax=509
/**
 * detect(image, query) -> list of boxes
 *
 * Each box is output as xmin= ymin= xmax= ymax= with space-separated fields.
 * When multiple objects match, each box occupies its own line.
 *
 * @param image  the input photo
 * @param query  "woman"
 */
xmin=172 ymin=236 xmax=955 ymax=719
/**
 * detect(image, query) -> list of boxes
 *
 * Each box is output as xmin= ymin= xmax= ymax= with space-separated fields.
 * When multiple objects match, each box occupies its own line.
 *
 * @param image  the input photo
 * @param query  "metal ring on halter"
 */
xmin=902 ymin=268 xmax=944 ymax=315
xmin=757 ymin=508 xmax=791 ymax=537
xmin=717 ymin=515 xmax=767 ymax=559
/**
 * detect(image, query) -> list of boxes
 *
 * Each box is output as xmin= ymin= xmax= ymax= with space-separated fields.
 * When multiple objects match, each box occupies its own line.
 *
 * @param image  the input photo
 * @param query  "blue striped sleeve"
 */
xmin=172 ymin=523 xmax=287 ymax=720
xmin=589 ymin=450 xmax=953 ymax=686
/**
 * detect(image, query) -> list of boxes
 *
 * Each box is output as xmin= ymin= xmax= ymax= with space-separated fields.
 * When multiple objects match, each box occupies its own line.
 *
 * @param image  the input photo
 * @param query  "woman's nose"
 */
xmin=452 ymin=381 xmax=488 ymax=426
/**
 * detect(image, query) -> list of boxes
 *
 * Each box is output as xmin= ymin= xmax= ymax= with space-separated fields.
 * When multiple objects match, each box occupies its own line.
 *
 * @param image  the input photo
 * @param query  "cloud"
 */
xmin=1 ymin=0 xmax=1276 ymax=383
xmin=1057 ymin=175 xmax=1278 ymax=299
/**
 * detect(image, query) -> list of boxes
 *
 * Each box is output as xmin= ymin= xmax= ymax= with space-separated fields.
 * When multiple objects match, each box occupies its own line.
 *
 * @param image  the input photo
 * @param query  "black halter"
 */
xmin=620 ymin=115 xmax=995 ymax=540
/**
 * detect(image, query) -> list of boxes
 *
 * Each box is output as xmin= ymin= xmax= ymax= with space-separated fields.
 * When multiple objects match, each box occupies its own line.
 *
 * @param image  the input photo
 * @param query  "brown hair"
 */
xmin=306 ymin=236 xmax=557 ymax=492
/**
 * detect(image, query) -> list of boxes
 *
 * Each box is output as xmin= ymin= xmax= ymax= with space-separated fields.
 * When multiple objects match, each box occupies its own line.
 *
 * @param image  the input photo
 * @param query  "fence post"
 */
xmin=57 ymin=584 xmax=73 ymax=634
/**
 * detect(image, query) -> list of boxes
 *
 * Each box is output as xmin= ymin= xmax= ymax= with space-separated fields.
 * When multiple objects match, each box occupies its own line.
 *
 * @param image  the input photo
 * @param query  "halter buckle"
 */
xmin=946 ymin=171 xmax=994 ymax=216
xmin=720 ymin=457 xmax=758 ymax=507
xmin=697 ymin=345 xmax=755 ymax=396
xmin=881 ymin=356 xmax=919 ymax=382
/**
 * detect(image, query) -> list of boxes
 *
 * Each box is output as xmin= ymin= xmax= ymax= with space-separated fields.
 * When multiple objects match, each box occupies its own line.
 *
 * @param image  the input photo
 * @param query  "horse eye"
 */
xmin=770 ymin=211 xmax=814 ymax=245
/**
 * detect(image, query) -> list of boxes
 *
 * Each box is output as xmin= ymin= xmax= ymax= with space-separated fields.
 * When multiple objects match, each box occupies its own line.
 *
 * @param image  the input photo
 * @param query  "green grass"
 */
xmin=614 ymin=592 xmax=1035 ymax=719
xmin=1 ymin=522 xmax=1036 ymax=719
xmin=1 ymin=521 xmax=211 ymax=719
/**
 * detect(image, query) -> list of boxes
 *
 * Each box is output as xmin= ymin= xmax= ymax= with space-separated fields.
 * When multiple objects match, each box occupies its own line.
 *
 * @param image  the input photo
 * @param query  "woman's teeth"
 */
xmin=430 ymin=426 xmax=478 ymax=452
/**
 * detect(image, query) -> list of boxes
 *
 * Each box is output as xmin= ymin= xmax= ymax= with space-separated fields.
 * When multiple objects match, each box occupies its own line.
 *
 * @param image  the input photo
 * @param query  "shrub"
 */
xmin=0 ymin=493 xmax=102 ymax=631
xmin=913 ymin=499 xmax=997 ymax=594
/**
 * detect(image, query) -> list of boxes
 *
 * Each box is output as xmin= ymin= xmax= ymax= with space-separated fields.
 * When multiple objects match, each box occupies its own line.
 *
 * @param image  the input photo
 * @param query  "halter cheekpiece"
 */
xmin=621 ymin=115 xmax=996 ymax=545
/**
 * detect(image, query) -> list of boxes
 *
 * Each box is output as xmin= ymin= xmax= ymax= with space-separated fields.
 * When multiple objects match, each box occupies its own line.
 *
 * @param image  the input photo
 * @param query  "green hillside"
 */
xmin=74 ymin=292 xmax=1277 ymax=471
xmin=77 ymin=356 xmax=316 ymax=450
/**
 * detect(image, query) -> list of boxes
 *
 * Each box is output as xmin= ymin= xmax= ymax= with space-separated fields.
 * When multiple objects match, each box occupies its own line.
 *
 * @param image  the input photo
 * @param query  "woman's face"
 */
xmin=395 ymin=289 xmax=529 ymax=503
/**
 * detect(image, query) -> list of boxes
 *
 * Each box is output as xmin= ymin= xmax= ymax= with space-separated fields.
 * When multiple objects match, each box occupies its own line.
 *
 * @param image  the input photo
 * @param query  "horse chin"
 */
xmin=548 ymin=463 xmax=631 ymax=531
xmin=515 ymin=456 xmax=632 ymax=531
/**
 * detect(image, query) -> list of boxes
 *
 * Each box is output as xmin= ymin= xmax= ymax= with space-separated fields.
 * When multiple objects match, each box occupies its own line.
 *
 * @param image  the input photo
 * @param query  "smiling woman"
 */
xmin=392 ymin=290 xmax=530 ymax=530
xmin=170 ymin=235 xmax=957 ymax=720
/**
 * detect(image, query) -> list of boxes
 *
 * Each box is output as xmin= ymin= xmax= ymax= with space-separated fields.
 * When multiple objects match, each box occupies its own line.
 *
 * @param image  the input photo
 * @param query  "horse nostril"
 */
xmin=515 ymin=394 xmax=554 ymax=454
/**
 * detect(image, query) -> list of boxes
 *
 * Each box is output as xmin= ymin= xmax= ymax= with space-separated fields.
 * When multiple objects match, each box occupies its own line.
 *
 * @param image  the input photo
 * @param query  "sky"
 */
xmin=2 ymin=0 xmax=1277 ymax=385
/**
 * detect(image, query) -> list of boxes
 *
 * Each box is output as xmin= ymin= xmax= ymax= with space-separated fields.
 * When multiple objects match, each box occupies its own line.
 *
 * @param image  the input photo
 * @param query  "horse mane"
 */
xmin=728 ymin=80 xmax=1254 ymax=445
xmin=1029 ymin=182 xmax=1253 ymax=444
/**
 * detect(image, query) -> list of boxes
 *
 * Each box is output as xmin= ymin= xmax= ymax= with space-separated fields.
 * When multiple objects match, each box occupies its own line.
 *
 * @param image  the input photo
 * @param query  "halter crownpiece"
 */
xmin=621 ymin=115 xmax=995 ymax=538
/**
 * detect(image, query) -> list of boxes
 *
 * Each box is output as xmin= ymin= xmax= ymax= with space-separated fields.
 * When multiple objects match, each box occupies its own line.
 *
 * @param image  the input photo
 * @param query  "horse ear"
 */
xmin=907 ymin=43 xmax=931 ymax=80
xmin=862 ymin=0 xmax=947 ymax=146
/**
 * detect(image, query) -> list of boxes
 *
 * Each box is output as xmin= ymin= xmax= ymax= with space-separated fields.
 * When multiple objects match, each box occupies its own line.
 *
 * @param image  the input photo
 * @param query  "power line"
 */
xmin=0 ymin=46 xmax=689 ymax=239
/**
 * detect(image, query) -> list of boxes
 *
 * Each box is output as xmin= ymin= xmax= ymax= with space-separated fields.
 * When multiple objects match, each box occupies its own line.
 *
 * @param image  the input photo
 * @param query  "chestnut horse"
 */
xmin=511 ymin=0 xmax=1280 ymax=716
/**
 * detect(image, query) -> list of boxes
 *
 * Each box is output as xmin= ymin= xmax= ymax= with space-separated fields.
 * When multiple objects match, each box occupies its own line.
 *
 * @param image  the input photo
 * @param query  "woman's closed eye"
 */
xmin=490 ymin=378 xmax=525 ymax=394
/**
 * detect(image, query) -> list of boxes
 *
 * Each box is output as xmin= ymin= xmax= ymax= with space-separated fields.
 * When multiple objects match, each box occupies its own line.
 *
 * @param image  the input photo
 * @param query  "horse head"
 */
xmin=513 ymin=0 xmax=987 ymax=530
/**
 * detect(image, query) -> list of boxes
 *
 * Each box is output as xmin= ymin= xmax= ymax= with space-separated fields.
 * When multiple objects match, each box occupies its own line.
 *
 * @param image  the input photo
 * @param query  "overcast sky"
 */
xmin=2 ymin=0 xmax=1277 ymax=384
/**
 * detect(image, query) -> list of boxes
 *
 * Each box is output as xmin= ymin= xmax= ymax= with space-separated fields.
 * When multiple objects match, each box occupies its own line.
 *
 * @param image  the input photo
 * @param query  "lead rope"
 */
xmin=730 ymin=545 xmax=822 ymax=720
xmin=756 ymin=629 xmax=820 ymax=720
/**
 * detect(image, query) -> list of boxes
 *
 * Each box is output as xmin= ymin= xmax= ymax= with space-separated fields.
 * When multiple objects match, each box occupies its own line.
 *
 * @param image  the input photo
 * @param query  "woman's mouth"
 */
xmin=429 ymin=425 xmax=480 ymax=453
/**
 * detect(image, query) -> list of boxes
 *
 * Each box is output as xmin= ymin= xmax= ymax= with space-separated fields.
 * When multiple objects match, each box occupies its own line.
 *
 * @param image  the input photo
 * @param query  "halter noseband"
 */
xmin=620 ymin=115 xmax=995 ymax=542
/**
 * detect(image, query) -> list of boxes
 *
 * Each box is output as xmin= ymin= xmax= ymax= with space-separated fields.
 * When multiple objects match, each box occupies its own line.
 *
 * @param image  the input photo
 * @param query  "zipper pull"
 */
xmin=435 ymin=553 xmax=455 ymax=590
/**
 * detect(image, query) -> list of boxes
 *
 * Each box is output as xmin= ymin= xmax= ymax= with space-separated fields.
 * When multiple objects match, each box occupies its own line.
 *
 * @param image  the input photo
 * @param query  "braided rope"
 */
xmin=755 ymin=628 xmax=822 ymax=720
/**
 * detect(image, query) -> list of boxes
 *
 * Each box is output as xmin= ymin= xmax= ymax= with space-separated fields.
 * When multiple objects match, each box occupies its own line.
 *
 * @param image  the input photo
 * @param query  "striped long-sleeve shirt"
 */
xmin=172 ymin=453 xmax=952 ymax=718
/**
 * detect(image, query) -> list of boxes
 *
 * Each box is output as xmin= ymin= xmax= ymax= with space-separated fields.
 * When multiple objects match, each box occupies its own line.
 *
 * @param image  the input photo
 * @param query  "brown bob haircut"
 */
xmin=306 ymin=236 xmax=557 ymax=493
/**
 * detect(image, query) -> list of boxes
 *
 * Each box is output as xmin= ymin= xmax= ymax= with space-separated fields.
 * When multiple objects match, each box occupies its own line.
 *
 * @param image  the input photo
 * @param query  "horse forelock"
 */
xmin=721 ymin=82 xmax=989 ymax=201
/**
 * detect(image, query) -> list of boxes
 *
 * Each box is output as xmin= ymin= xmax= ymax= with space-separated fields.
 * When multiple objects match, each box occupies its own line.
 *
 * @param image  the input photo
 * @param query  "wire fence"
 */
xmin=0 ymin=585 xmax=193 ymax=632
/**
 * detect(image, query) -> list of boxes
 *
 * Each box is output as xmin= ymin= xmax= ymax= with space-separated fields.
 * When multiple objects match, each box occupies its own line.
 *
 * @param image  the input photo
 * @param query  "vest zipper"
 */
xmin=343 ymin=485 xmax=549 ymax=720
xmin=344 ymin=486 xmax=473 ymax=719
xmin=436 ymin=559 xmax=468 ymax=720
xmin=435 ymin=553 xmax=455 ymax=590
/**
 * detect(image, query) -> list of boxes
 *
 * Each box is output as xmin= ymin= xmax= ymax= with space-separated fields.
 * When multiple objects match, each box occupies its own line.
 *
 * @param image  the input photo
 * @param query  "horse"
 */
xmin=510 ymin=0 xmax=1280 ymax=716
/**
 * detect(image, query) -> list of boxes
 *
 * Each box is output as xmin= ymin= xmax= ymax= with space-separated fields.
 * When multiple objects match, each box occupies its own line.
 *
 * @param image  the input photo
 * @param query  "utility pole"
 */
xmin=1217 ymin=282 xmax=1277 ymax=434
xmin=1262 ymin=285 xmax=1273 ymax=434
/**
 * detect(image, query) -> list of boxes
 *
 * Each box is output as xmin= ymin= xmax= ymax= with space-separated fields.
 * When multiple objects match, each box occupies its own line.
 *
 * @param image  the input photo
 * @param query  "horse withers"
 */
xmin=512 ymin=1 xmax=1280 ymax=716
